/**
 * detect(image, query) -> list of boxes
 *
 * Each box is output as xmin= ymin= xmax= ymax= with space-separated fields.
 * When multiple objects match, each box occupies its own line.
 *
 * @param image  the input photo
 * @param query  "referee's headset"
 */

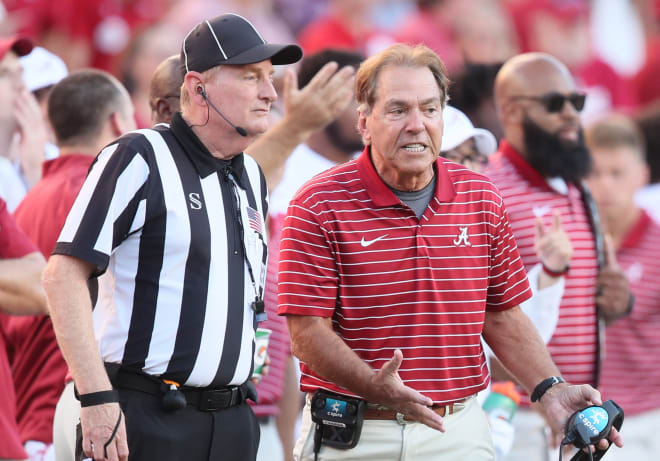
xmin=196 ymin=85 xmax=248 ymax=137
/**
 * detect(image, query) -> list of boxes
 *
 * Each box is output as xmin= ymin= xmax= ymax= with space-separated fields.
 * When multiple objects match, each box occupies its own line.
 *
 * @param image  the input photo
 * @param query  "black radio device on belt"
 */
xmin=558 ymin=399 xmax=624 ymax=461
xmin=310 ymin=389 xmax=365 ymax=460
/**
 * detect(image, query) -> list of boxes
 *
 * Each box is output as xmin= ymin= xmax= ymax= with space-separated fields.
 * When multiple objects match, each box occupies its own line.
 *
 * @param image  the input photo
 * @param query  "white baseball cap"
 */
xmin=20 ymin=46 xmax=68 ymax=92
xmin=440 ymin=105 xmax=497 ymax=155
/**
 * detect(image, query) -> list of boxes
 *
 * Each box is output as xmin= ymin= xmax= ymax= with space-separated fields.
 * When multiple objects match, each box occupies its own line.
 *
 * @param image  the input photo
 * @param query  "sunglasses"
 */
xmin=510 ymin=92 xmax=586 ymax=113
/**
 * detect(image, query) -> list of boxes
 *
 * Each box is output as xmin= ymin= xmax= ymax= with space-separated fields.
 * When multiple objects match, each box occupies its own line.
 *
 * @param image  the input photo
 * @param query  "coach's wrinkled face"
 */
xmin=359 ymin=64 xmax=443 ymax=191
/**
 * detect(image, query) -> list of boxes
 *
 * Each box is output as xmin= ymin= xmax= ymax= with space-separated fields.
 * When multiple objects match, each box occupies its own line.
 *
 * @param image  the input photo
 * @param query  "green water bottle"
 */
xmin=482 ymin=381 xmax=520 ymax=422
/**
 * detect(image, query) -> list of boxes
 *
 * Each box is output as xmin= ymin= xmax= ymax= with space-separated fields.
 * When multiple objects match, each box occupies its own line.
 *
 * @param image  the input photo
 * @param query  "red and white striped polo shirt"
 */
xmin=485 ymin=141 xmax=599 ymax=398
xmin=600 ymin=211 xmax=660 ymax=416
xmin=278 ymin=148 xmax=531 ymax=404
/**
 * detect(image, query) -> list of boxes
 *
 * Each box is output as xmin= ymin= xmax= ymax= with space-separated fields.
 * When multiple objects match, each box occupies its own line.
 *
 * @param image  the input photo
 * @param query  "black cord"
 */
xmin=103 ymin=411 xmax=122 ymax=458
xmin=559 ymin=439 xmax=569 ymax=461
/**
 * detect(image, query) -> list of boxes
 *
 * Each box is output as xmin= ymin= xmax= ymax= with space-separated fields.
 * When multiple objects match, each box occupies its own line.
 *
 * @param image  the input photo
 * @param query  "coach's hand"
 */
xmin=538 ymin=382 xmax=623 ymax=452
xmin=81 ymin=402 xmax=128 ymax=461
xmin=367 ymin=349 xmax=446 ymax=432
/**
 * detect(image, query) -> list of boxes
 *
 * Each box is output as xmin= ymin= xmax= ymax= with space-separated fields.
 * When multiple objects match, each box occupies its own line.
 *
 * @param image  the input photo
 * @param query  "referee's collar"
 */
xmin=170 ymin=112 xmax=248 ymax=186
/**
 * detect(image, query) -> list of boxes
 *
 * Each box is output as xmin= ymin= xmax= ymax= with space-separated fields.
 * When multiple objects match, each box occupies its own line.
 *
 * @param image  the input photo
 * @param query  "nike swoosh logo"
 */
xmin=360 ymin=234 xmax=388 ymax=247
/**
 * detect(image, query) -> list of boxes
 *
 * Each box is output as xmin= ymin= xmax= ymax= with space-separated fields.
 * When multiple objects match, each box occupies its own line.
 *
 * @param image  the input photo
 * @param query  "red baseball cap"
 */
xmin=0 ymin=36 xmax=33 ymax=60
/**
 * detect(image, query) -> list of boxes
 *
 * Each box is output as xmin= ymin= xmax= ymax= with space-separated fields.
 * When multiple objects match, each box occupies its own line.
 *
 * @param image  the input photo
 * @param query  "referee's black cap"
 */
xmin=181 ymin=13 xmax=302 ymax=73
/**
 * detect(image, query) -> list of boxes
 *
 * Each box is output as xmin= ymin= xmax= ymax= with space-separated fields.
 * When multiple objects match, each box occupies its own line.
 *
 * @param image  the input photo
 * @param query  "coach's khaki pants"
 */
xmin=294 ymin=396 xmax=494 ymax=461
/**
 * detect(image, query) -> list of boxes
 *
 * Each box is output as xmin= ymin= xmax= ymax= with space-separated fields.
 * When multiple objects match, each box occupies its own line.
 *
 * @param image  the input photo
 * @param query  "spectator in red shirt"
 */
xmin=0 ymin=197 xmax=48 ymax=461
xmin=484 ymin=52 xmax=631 ymax=461
xmin=586 ymin=115 xmax=660 ymax=460
xmin=297 ymin=0 xmax=392 ymax=57
xmin=11 ymin=69 xmax=136 ymax=461
xmin=279 ymin=43 xmax=622 ymax=461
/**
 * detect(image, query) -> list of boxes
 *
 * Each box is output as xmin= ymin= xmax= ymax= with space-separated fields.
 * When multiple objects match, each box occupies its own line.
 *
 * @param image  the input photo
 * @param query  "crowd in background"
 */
xmin=1 ymin=1 xmax=660 ymax=461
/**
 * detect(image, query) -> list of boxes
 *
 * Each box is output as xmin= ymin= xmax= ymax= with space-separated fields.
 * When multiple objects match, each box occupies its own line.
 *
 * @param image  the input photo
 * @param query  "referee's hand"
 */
xmin=367 ymin=349 xmax=446 ymax=432
xmin=81 ymin=402 xmax=128 ymax=461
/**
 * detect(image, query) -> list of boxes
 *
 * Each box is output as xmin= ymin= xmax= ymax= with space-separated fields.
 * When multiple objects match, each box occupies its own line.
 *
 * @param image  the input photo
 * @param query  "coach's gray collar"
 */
xmin=170 ymin=112 xmax=249 ymax=187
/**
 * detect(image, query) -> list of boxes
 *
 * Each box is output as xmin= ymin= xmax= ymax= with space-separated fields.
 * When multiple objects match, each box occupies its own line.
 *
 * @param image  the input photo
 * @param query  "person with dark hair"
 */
xmin=9 ymin=69 xmax=136 ymax=461
xmin=448 ymin=62 xmax=504 ymax=142
xmin=42 ymin=13 xmax=301 ymax=461
xmin=586 ymin=115 xmax=660 ymax=460
xmin=279 ymin=43 xmax=622 ymax=461
xmin=484 ymin=52 xmax=631 ymax=461
xmin=255 ymin=48 xmax=363 ymax=461
xmin=149 ymin=55 xmax=183 ymax=125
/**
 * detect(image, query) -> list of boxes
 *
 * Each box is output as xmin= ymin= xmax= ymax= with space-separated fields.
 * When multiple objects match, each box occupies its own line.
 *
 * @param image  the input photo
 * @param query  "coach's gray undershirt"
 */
xmin=390 ymin=173 xmax=436 ymax=218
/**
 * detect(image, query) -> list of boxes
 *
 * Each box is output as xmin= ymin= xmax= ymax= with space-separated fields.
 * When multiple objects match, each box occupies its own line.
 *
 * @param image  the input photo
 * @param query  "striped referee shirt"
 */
xmin=54 ymin=112 xmax=268 ymax=388
xmin=485 ymin=141 xmax=599 ymax=400
xmin=278 ymin=148 xmax=531 ymax=404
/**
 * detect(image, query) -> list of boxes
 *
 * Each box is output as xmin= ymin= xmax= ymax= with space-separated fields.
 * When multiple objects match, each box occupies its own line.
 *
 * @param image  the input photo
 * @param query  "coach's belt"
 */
xmin=364 ymin=396 xmax=474 ymax=424
xmin=103 ymin=363 xmax=249 ymax=412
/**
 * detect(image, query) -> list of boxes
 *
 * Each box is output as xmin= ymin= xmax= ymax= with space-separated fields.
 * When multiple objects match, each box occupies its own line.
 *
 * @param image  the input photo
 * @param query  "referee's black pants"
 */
xmin=78 ymin=387 xmax=260 ymax=461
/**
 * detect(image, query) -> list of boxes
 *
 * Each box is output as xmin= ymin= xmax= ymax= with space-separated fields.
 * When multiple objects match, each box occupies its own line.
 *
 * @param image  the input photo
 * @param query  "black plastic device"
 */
xmin=559 ymin=400 xmax=624 ymax=461
xmin=310 ymin=389 xmax=366 ymax=460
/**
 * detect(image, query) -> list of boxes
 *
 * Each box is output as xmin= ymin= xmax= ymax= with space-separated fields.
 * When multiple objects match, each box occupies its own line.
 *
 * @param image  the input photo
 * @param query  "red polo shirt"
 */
xmin=600 ymin=211 xmax=660 ymax=415
xmin=278 ymin=148 xmax=531 ymax=404
xmin=9 ymin=154 xmax=94 ymax=444
xmin=485 ymin=141 xmax=599 ymax=402
xmin=0 ymin=197 xmax=38 ymax=459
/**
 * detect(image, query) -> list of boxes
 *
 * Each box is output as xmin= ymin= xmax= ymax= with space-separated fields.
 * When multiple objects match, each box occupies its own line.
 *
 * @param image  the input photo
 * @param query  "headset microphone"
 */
xmin=196 ymin=86 xmax=248 ymax=137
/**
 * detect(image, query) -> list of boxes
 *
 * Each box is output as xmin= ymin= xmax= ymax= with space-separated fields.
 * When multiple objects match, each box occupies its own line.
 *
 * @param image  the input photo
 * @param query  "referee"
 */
xmin=42 ymin=13 xmax=301 ymax=461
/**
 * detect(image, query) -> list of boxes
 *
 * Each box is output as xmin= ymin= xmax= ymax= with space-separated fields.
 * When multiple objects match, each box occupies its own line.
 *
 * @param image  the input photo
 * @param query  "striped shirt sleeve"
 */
xmin=54 ymin=135 xmax=150 ymax=276
xmin=277 ymin=200 xmax=339 ymax=317
xmin=486 ymin=201 xmax=531 ymax=311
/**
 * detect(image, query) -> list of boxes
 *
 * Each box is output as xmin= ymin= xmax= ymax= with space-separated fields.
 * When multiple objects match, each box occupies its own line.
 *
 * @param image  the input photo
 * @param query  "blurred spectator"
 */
xmin=485 ymin=52 xmax=631 ymax=461
xmin=120 ymin=23 xmax=180 ymax=128
xmin=0 ymin=197 xmax=48 ymax=461
xmin=2 ymin=0 xmax=173 ymax=74
xmin=394 ymin=0 xmax=463 ymax=74
xmin=20 ymin=46 xmax=68 ymax=160
xmin=586 ymin=115 xmax=660 ymax=460
xmin=452 ymin=0 xmax=518 ymax=68
xmin=634 ymin=103 xmax=660 ymax=221
xmin=272 ymin=0 xmax=327 ymax=35
xmin=0 ymin=34 xmax=44 ymax=212
xmin=297 ymin=0 xmax=393 ymax=56
xmin=449 ymin=62 xmax=504 ymax=141
xmin=394 ymin=0 xmax=516 ymax=76
xmin=9 ymin=69 xmax=136 ymax=461
xmin=149 ymin=54 xmax=183 ymax=125
xmin=507 ymin=0 xmax=638 ymax=119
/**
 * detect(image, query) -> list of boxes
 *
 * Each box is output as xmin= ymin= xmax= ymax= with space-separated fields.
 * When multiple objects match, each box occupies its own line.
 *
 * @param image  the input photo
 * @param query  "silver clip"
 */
xmin=395 ymin=412 xmax=407 ymax=425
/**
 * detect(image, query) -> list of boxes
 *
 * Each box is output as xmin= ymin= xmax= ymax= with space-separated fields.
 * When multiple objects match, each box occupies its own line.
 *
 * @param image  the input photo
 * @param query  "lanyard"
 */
xmin=224 ymin=169 xmax=266 ymax=322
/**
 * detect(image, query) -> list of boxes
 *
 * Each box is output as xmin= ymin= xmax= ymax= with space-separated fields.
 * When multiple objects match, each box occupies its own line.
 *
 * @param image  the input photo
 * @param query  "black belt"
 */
xmin=103 ymin=363 xmax=249 ymax=412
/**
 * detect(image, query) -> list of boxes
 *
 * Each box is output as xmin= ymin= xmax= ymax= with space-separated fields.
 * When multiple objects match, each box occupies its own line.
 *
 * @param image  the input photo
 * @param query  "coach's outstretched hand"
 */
xmin=365 ymin=349 xmax=446 ymax=432
xmin=538 ymin=382 xmax=624 ymax=451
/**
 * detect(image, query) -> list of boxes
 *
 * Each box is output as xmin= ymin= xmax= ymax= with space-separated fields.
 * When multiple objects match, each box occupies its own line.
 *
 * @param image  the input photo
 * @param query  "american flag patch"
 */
xmin=246 ymin=206 xmax=263 ymax=235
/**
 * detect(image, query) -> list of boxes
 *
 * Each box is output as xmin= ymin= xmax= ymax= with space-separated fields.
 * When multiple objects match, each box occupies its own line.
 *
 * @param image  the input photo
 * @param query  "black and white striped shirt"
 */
xmin=54 ymin=113 xmax=268 ymax=388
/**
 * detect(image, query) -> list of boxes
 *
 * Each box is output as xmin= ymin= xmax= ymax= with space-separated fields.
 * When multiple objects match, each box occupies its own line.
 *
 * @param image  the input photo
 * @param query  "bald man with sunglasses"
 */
xmin=484 ymin=53 xmax=631 ymax=461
